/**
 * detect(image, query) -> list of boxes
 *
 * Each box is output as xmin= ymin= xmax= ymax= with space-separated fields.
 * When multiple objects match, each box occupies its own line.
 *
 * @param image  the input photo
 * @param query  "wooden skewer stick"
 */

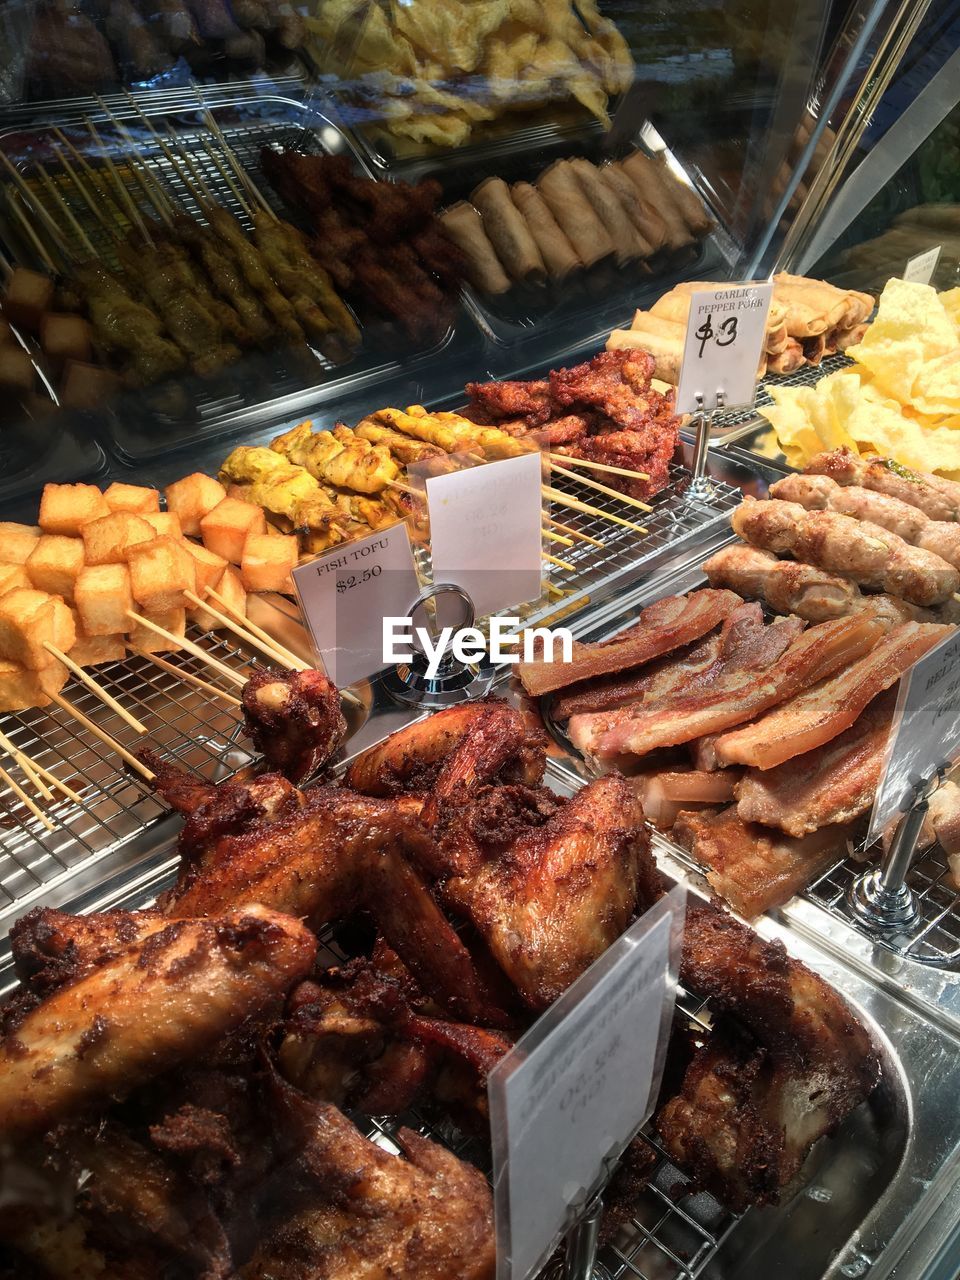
xmin=131 ymin=648 xmax=243 ymax=708
xmin=542 ymin=527 xmax=575 ymax=548
xmin=549 ymin=463 xmax=653 ymax=518
xmin=1 ymin=190 xmax=57 ymax=272
xmin=125 ymin=612 xmax=246 ymax=687
xmin=543 ymin=516 xmax=605 ymax=549
xmin=547 ymin=452 xmax=650 ymax=482
xmin=204 ymin=586 xmax=309 ymax=672
xmin=542 ymin=485 xmax=649 ymax=536
xmin=543 ymin=551 xmax=575 ymax=572
xmin=199 ymin=138 xmax=253 ymax=219
xmin=0 ymin=763 xmax=54 ymax=831
xmin=85 ymin=118 xmax=154 ymax=245
xmin=28 ymin=761 xmax=84 ymax=806
xmin=32 ymin=162 xmax=98 ymax=258
xmin=93 ymin=98 xmax=176 ymax=228
xmin=51 ymin=129 xmax=127 ymax=234
xmin=0 ymin=151 xmax=74 ymax=265
xmin=386 ymin=479 xmax=421 ymax=499
xmin=185 ymin=590 xmax=299 ymax=671
xmin=194 ymin=85 xmax=276 ymax=218
xmin=0 ymin=729 xmax=52 ymax=800
xmin=50 ymin=692 xmax=155 ymax=781
xmin=44 ymin=643 xmax=148 ymax=734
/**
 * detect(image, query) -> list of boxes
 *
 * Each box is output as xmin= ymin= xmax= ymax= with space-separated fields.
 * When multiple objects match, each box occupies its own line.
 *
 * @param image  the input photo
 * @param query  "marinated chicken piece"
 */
xmin=242 ymin=668 xmax=346 ymax=784
xmin=240 ymin=1086 xmax=495 ymax=1280
xmin=271 ymin=421 xmax=400 ymax=495
xmin=549 ymin=349 xmax=660 ymax=432
xmin=771 ymin=472 xmax=960 ymax=570
xmin=345 ymin=698 xmax=546 ymax=799
xmin=464 ymin=377 xmax=555 ymax=428
xmin=659 ymin=901 xmax=880 ymax=1211
xmin=732 ymin=497 xmax=960 ymax=606
xmin=702 ymin=543 xmax=930 ymax=626
xmin=430 ymin=777 xmax=655 ymax=1008
xmin=0 ymin=905 xmax=316 ymax=1140
xmin=806 ymin=448 xmax=960 ymax=522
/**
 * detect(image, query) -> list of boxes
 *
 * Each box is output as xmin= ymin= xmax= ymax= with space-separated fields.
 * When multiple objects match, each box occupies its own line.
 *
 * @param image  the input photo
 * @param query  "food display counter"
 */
xmin=1 ymin=2 xmax=960 ymax=1279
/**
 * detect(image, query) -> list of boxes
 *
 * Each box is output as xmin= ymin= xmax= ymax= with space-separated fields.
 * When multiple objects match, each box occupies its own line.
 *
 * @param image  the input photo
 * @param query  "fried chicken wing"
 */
xmin=0 ymin=906 xmax=316 ymax=1140
xmin=242 ymin=668 xmax=347 ymax=784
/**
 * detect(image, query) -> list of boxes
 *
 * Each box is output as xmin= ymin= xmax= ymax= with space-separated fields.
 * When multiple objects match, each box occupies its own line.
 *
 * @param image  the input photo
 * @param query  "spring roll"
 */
xmin=537 ymin=160 xmax=615 ymax=267
xmin=440 ymin=202 xmax=512 ymax=295
xmin=771 ymin=273 xmax=849 ymax=336
xmin=834 ymin=321 xmax=869 ymax=351
xmin=599 ymin=163 xmax=666 ymax=252
xmin=620 ymin=151 xmax=693 ymax=252
xmin=767 ymin=338 xmax=805 ymax=374
xmin=471 ymin=177 xmax=546 ymax=284
xmin=773 ymin=271 xmax=870 ymax=329
xmin=510 ymin=182 xmax=582 ymax=279
xmin=765 ymin=320 xmax=789 ymax=354
xmin=652 ymin=153 xmax=715 ymax=237
xmin=801 ymin=332 xmax=827 ymax=365
xmin=567 ymin=157 xmax=649 ymax=264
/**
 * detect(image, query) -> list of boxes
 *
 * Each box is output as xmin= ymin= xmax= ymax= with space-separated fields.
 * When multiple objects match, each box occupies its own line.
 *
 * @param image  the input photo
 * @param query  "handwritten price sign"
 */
xmin=675 ymin=282 xmax=773 ymax=416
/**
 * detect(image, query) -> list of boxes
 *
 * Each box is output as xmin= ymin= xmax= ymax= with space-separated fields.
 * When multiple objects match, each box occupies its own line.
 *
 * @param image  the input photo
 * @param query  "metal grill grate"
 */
xmin=0 ymin=629 xmax=253 ymax=932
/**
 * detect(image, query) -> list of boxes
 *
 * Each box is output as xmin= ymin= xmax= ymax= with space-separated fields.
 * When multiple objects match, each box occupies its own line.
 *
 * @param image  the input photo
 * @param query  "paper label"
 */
xmin=489 ymin=884 xmax=685 ymax=1280
xmin=868 ymin=629 xmax=960 ymax=841
xmin=425 ymin=452 xmax=542 ymax=620
xmin=291 ymin=522 xmax=420 ymax=687
xmin=903 ymin=246 xmax=941 ymax=286
xmin=675 ymin=283 xmax=773 ymax=415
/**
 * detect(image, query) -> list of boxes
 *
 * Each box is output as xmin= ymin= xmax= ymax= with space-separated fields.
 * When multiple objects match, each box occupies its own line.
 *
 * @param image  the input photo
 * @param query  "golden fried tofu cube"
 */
xmin=0 ymin=523 xmax=41 ymax=565
xmin=59 ymin=360 xmax=122 ymax=411
xmin=0 ymin=589 xmax=75 ymax=669
xmin=74 ymin=564 xmax=133 ymax=637
xmin=3 ymin=267 xmax=54 ymax=332
xmin=142 ymin=512 xmax=183 ymax=539
xmin=166 ymin=473 xmax=227 ymax=537
xmin=200 ymin=497 xmax=266 ymax=565
xmin=0 ymin=563 xmax=31 ymax=596
xmin=191 ymin=565 xmax=245 ymax=632
xmin=241 ymin=533 xmax=297 ymax=594
xmin=40 ymin=313 xmax=92 ymax=365
xmin=39 ymin=483 xmax=110 ymax=536
xmin=0 ymin=657 xmax=69 ymax=711
xmin=81 ymin=513 xmax=154 ymax=566
xmin=103 ymin=482 xmax=160 ymax=516
xmin=26 ymin=535 xmax=84 ymax=599
xmin=184 ymin=540 xmax=227 ymax=596
xmin=0 ymin=345 xmax=35 ymax=393
xmin=70 ymin=630 xmax=126 ymax=667
xmin=127 ymin=536 xmax=196 ymax=611
xmin=127 ymin=607 xmax=185 ymax=654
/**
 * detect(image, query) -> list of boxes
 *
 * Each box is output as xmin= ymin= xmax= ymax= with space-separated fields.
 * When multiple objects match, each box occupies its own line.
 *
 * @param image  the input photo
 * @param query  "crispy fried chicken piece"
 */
xmin=464 ymin=378 xmax=554 ymax=427
xmin=161 ymin=785 xmax=512 ymax=1027
xmin=658 ymin=901 xmax=880 ymax=1211
xmin=345 ymin=698 xmax=546 ymax=800
xmin=0 ymin=906 xmax=316 ymax=1140
xmin=242 ymin=668 xmax=347 ymax=784
xmin=239 ymin=1085 xmax=495 ymax=1280
xmin=549 ymin=349 xmax=660 ymax=431
xmin=429 ymin=777 xmax=655 ymax=1008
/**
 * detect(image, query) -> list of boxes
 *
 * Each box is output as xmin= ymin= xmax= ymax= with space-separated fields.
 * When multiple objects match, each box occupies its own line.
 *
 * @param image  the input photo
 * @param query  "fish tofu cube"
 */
xmin=142 ymin=512 xmax=182 ymax=539
xmin=3 ymin=268 xmax=54 ymax=332
xmin=0 ymin=563 xmax=31 ymax=596
xmin=81 ymin=513 xmax=155 ymax=565
xmin=0 ymin=523 xmax=41 ymax=565
xmin=39 ymin=483 xmax=110 ymax=536
xmin=201 ymin=497 xmax=266 ymax=564
xmin=127 ymin=607 xmax=186 ymax=654
xmin=191 ymin=565 xmax=245 ymax=632
xmin=241 ymin=533 xmax=297 ymax=594
xmin=166 ymin=473 xmax=227 ymax=537
xmin=74 ymin=564 xmax=133 ymax=637
xmin=26 ymin=535 xmax=84 ymax=599
xmin=127 ymin=536 xmax=196 ymax=611
xmin=0 ymin=589 xmax=76 ymax=669
xmin=70 ymin=630 xmax=126 ymax=667
xmin=184 ymin=541 xmax=228 ymax=595
xmin=103 ymin=482 xmax=160 ymax=515
xmin=0 ymin=657 xmax=68 ymax=711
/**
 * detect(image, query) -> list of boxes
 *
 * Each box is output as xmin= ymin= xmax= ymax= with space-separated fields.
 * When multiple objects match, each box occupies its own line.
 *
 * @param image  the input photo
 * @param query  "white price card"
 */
xmin=489 ymin=884 xmax=685 ymax=1280
xmin=868 ymin=629 xmax=960 ymax=843
xmin=675 ymin=282 xmax=774 ymax=415
xmin=426 ymin=452 xmax=542 ymax=621
xmin=291 ymin=521 xmax=420 ymax=688
xmin=903 ymin=246 xmax=941 ymax=286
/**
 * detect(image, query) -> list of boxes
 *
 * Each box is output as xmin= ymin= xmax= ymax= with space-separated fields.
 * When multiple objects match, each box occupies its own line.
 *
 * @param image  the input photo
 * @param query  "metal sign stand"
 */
xmin=381 ymin=581 xmax=494 ymax=707
xmin=848 ymin=770 xmax=944 ymax=930
xmin=542 ymin=1190 xmax=611 ymax=1280
xmin=687 ymin=389 xmax=725 ymax=501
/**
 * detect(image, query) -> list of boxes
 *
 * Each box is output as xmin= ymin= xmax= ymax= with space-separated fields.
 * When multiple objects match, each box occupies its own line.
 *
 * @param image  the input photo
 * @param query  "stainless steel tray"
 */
xmin=0 ymin=78 xmax=459 ymax=468
xmin=3 ymin=754 xmax=957 ymax=1280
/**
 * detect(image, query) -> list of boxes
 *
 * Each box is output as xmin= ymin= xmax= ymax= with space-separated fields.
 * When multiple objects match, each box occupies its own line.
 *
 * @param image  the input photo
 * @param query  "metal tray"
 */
xmin=2 ymin=754 xmax=957 ymax=1280
xmin=0 ymin=77 xmax=460 ymax=468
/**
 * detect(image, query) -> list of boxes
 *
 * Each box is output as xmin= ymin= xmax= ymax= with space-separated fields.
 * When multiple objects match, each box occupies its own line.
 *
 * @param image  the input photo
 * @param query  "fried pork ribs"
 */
xmin=0 ymin=694 xmax=879 ymax=1276
xmin=241 ymin=667 xmax=346 ymax=784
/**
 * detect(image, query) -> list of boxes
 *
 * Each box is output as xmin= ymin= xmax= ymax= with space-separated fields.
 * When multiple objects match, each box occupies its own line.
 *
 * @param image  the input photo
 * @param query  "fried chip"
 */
xmin=910 ymin=349 xmax=960 ymax=417
xmin=847 ymin=278 xmax=957 ymax=398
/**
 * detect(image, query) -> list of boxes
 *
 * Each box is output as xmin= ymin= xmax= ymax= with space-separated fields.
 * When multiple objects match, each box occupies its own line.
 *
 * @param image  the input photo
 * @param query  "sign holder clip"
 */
xmin=687 ymin=389 xmax=724 ymax=501
xmin=382 ymin=581 xmax=495 ymax=708
xmin=848 ymin=769 xmax=944 ymax=931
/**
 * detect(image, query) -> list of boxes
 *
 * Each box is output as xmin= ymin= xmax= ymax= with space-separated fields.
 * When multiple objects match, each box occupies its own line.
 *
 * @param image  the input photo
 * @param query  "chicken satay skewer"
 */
xmin=84 ymin=119 xmax=154 ymax=246
xmin=0 ymin=730 xmax=52 ymax=800
xmin=125 ymin=611 xmax=246 ymax=688
xmin=31 ymin=162 xmax=97 ymax=258
xmin=42 ymin=643 xmax=148 ymax=734
xmin=131 ymin=648 xmax=243 ymax=708
xmin=0 ymin=763 xmax=54 ymax=831
xmin=49 ymin=692 xmax=155 ymax=781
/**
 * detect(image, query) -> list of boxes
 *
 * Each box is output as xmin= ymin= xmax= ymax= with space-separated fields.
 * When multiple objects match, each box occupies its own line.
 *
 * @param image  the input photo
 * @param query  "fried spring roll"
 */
xmin=567 ymin=158 xmax=649 ymax=264
xmin=620 ymin=151 xmax=693 ymax=252
xmin=510 ymin=182 xmax=582 ymax=279
xmin=599 ymin=163 xmax=665 ymax=252
xmin=440 ymin=202 xmax=512 ymax=295
xmin=537 ymin=160 xmax=615 ymax=267
xmin=653 ymin=153 xmax=715 ymax=236
xmin=767 ymin=338 xmax=805 ymax=374
xmin=471 ymin=177 xmax=546 ymax=284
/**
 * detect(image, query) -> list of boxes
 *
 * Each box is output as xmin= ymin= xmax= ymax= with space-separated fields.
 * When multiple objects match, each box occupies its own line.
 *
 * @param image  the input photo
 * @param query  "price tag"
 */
xmin=291 ymin=522 xmax=420 ymax=687
xmin=675 ymin=282 xmax=773 ymax=415
xmin=488 ymin=885 xmax=685 ymax=1280
xmin=425 ymin=452 xmax=542 ymax=620
xmin=903 ymin=246 xmax=941 ymax=286
xmin=868 ymin=629 xmax=960 ymax=842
